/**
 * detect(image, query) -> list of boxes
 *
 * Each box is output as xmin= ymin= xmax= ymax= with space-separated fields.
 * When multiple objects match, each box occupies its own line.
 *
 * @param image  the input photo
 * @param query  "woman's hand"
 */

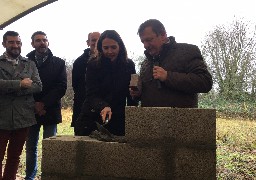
xmin=100 ymin=107 xmax=112 ymax=123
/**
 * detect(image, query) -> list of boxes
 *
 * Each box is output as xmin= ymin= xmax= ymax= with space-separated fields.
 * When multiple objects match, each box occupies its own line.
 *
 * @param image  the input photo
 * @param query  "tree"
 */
xmin=62 ymin=59 xmax=74 ymax=108
xmin=202 ymin=18 xmax=256 ymax=100
xmin=129 ymin=52 xmax=145 ymax=73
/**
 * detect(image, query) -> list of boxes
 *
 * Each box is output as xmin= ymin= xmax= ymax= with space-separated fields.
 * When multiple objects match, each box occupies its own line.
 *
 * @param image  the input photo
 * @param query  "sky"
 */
xmin=0 ymin=0 xmax=255 ymax=63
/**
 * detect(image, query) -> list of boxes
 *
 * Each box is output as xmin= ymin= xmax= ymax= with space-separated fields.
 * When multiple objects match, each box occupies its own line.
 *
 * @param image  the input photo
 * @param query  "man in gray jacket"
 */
xmin=0 ymin=31 xmax=42 ymax=180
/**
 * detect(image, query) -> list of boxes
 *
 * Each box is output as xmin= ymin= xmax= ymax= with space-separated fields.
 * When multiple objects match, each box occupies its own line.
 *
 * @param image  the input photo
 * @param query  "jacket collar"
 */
xmin=144 ymin=36 xmax=176 ymax=62
xmin=0 ymin=54 xmax=28 ymax=77
xmin=0 ymin=54 xmax=28 ymax=62
xmin=26 ymin=48 xmax=54 ymax=61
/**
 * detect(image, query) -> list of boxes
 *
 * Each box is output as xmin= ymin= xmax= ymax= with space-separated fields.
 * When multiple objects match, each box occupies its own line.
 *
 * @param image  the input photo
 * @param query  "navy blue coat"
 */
xmin=71 ymin=48 xmax=90 ymax=126
xmin=27 ymin=49 xmax=67 ymax=125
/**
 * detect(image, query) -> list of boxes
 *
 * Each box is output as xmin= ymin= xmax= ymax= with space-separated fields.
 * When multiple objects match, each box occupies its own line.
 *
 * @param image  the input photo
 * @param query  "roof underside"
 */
xmin=0 ymin=0 xmax=57 ymax=29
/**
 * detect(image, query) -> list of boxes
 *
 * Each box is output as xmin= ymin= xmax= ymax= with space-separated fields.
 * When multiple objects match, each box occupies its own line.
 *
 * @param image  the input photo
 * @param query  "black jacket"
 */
xmin=72 ymin=48 xmax=90 ymax=93
xmin=71 ymin=48 xmax=90 ymax=126
xmin=27 ymin=49 xmax=67 ymax=125
xmin=79 ymin=57 xmax=138 ymax=136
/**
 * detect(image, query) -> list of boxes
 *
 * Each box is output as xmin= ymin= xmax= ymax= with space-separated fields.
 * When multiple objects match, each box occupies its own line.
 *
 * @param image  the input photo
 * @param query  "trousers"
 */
xmin=25 ymin=124 xmax=57 ymax=180
xmin=0 ymin=128 xmax=29 ymax=180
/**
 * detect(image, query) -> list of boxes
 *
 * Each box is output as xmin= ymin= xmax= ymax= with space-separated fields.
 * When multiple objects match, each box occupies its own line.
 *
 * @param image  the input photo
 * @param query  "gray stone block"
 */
xmin=42 ymin=107 xmax=216 ymax=180
xmin=80 ymin=141 xmax=167 ymax=179
xmin=125 ymin=107 xmax=216 ymax=147
xmin=42 ymin=136 xmax=166 ymax=179
xmin=42 ymin=135 xmax=87 ymax=175
xmin=174 ymin=147 xmax=216 ymax=180
xmin=42 ymin=136 xmax=216 ymax=180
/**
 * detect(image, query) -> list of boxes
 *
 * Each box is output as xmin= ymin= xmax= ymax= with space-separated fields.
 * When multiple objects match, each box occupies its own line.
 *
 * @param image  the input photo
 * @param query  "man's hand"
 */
xmin=153 ymin=66 xmax=167 ymax=81
xmin=35 ymin=102 xmax=46 ymax=116
xmin=129 ymin=88 xmax=141 ymax=99
xmin=20 ymin=78 xmax=33 ymax=88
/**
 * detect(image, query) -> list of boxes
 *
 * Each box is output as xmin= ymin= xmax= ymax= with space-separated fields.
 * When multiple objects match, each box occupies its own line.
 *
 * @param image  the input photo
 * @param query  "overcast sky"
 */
xmin=0 ymin=0 xmax=255 ymax=62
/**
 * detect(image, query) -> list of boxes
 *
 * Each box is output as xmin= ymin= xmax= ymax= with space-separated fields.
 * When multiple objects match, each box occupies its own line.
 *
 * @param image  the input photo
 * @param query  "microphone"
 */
xmin=153 ymin=59 xmax=162 ymax=89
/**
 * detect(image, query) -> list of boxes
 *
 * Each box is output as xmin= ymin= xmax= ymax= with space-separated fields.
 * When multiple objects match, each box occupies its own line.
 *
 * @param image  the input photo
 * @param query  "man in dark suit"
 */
xmin=71 ymin=32 xmax=100 ymax=135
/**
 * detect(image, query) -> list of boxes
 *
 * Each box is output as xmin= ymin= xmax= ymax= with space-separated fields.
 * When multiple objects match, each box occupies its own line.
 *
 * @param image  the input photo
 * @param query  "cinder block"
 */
xmin=80 ymin=140 xmax=167 ymax=179
xmin=42 ymin=135 xmax=216 ymax=180
xmin=82 ymin=142 xmax=216 ymax=180
xmin=42 ymin=135 xmax=85 ymax=175
xmin=42 ymin=136 xmax=167 ymax=179
xmin=173 ymin=147 xmax=216 ymax=180
xmin=125 ymin=107 xmax=216 ymax=146
xmin=42 ymin=107 xmax=216 ymax=180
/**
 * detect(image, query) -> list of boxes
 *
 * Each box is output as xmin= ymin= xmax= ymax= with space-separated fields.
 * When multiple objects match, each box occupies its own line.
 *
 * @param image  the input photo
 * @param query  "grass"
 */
xmin=11 ymin=109 xmax=256 ymax=179
xmin=15 ymin=108 xmax=74 ymax=179
xmin=216 ymin=118 xmax=256 ymax=179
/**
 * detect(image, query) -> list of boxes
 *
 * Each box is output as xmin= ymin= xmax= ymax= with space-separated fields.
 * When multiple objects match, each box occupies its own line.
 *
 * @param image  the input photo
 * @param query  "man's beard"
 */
xmin=37 ymin=46 xmax=48 ymax=54
xmin=7 ymin=48 xmax=20 ymax=59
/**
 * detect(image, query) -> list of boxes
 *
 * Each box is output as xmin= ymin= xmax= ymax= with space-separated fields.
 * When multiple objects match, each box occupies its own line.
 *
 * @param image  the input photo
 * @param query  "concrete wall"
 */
xmin=41 ymin=107 xmax=216 ymax=180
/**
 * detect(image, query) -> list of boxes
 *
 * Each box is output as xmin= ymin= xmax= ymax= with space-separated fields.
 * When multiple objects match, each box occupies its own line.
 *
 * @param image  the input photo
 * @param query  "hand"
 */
xmin=129 ymin=87 xmax=141 ymax=99
xmin=153 ymin=66 xmax=167 ymax=81
xmin=100 ymin=107 xmax=112 ymax=123
xmin=37 ymin=109 xmax=46 ymax=116
xmin=35 ymin=102 xmax=46 ymax=116
xmin=20 ymin=78 xmax=33 ymax=88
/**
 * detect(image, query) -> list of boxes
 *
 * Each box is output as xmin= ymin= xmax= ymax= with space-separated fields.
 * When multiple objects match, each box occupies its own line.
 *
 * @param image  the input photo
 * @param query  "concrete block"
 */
xmin=42 ymin=136 xmax=167 ymax=179
xmin=42 ymin=135 xmax=87 ymax=175
xmin=42 ymin=135 xmax=216 ymax=180
xmin=125 ymin=107 xmax=216 ymax=147
xmin=42 ymin=107 xmax=216 ymax=180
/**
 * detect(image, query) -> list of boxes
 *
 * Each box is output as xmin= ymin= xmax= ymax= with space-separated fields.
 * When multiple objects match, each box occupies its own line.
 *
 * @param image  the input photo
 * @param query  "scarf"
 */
xmin=3 ymin=52 xmax=19 ymax=66
xmin=35 ymin=51 xmax=48 ymax=67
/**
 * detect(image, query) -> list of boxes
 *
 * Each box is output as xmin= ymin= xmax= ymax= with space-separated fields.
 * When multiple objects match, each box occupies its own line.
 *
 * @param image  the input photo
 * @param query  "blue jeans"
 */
xmin=25 ymin=124 xmax=57 ymax=180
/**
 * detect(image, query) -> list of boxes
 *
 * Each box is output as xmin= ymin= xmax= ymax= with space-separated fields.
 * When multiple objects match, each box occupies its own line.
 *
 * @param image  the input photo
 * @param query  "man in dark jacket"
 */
xmin=25 ymin=31 xmax=67 ymax=180
xmin=71 ymin=32 xmax=100 ymax=135
xmin=130 ymin=19 xmax=213 ymax=107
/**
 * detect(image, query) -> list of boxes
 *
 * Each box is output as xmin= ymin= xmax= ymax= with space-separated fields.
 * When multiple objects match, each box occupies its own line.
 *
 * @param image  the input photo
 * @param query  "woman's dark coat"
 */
xmin=78 ymin=57 xmax=137 ymax=136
